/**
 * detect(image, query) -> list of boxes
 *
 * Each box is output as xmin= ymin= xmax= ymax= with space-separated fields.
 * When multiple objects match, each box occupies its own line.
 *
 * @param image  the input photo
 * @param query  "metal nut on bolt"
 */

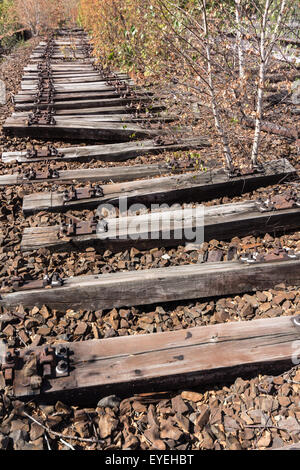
xmin=56 ymin=360 xmax=68 ymax=375
xmin=55 ymin=346 xmax=68 ymax=357
xmin=293 ymin=315 xmax=300 ymax=327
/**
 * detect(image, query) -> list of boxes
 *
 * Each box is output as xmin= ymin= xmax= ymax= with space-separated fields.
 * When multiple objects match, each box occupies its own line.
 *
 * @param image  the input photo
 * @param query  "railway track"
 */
xmin=2 ymin=33 xmax=180 ymax=142
xmin=0 ymin=28 xmax=300 ymax=451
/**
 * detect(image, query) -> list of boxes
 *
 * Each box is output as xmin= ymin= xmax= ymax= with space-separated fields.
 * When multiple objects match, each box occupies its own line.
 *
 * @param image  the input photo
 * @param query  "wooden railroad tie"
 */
xmin=1 ymin=315 xmax=299 ymax=404
xmin=2 ymin=120 xmax=168 ymax=142
xmin=1 ymin=138 xmax=210 ymax=164
xmin=20 ymin=191 xmax=300 ymax=253
xmin=4 ymin=34 xmax=171 ymax=142
xmin=14 ymin=90 xmax=154 ymax=107
xmin=21 ymin=159 xmax=296 ymax=215
xmin=1 ymin=255 xmax=300 ymax=311
xmin=0 ymin=161 xmax=197 ymax=187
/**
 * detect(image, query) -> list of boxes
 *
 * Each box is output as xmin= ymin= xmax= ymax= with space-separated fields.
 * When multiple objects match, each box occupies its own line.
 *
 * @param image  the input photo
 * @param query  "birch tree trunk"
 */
xmin=251 ymin=0 xmax=287 ymax=167
xmin=235 ymin=0 xmax=245 ymax=80
xmin=201 ymin=0 xmax=234 ymax=172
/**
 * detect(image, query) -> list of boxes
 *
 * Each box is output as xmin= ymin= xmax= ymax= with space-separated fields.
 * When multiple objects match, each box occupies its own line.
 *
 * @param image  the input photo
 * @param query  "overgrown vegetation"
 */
xmin=0 ymin=0 xmax=18 ymax=36
xmin=0 ymin=0 xmax=79 ymax=39
xmin=79 ymin=0 xmax=299 ymax=168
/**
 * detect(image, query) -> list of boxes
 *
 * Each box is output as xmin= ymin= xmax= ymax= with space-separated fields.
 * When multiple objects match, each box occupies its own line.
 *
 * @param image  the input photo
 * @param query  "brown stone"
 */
xmin=278 ymin=396 xmax=291 ymax=407
xmin=240 ymin=411 xmax=254 ymax=425
xmin=223 ymin=416 xmax=240 ymax=432
xmin=30 ymin=422 xmax=44 ymax=441
xmin=214 ymin=309 xmax=230 ymax=323
xmin=132 ymin=401 xmax=147 ymax=413
xmin=40 ymin=305 xmax=51 ymax=320
xmin=46 ymin=415 xmax=63 ymax=429
xmin=273 ymin=376 xmax=284 ymax=385
xmin=195 ymin=406 xmax=210 ymax=429
xmin=181 ymin=391 xmax=203 ymax=402
xmin=200 ymin=430 xmax=214 ymax=449
xmin=55 ymin=401 xmax=71 ymax=415
xmin=273 ymin=294 xmax=287 ymax=305
xmin=147 ymin=405 xmax=159 ymax=428
xmin=31 ymin=306 xmax=40 ymax=316
xmin=265 ymin=307 xmax=282 ymax=317
xmin=209 ymin=407 xmax=222 ymax=425
xmin=75 ymin=421 xmax=90 ymax=438
xmin=256 ymin=291 xmax=267 ymax=302
xmin=98 ymin=415 xmax=118 ymax=439
xmin=175 ymin=413 xmax=190 ymax=433
xmin=123 ymin=435 xmax=139 ymax=450
xmin=280 ymin=383 xmax=291 ymax=396
xmin=2 ymin=324 xmax=14 ymax=337
xmin=30 ymin=335 xmax=42 ymax=347
xmin=243 ymin=294 xmax=259 ymax=308
xmin=260 ymin=302 xmax=272 ymax=312
xmin=240 ymin=303 xmax=254 ymax=318
xmin=37 ymin=326 xmax=51 ymax=336
xmin=160 ymin=423 xmax=183 ymax=440
xmin=10 ymin=420 xmax=29 ymax=433
xmin=257 ymin=431 xmax=272 ymax=448
xmin=18 ymin=329 xmax=29 ymax=344
xmin=74 ymin=321 xmax=88 ymax=336
xmin=226 ymin=436 xmax=242 ymax=450
xmin=144 ymin=425 xmax=166 ymax=450
xmin=171 ymin=395 xmax=189 ymax=414
xmin=109 ymin=309 xmax=120 ymax=330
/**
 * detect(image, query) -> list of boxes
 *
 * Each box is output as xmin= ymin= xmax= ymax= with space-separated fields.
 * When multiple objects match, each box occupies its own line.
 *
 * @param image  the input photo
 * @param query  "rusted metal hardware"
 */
xmin=39 ymin=345 xmax=69 ymax=379
xmin=293 ymin=315 xmax=300 ymax=327
xmin=25 ymin=35 xmax=56 ymax=126
xmin=25 ymin=145 xmax=64 ymax=159
xmin=81 ymin=40 xmax=93 ymax=58
xmin=166 ymin=156 xmax=199 ymax=170
xmin=1 ymin=272 xmax=64 ymax=292
xmin=62 ymin=184 xmax=104 ymax=203
xmin=240 ymin=247 xmax=299 ymax=264
xmin=123 ymin=91 xmax=138 ymax=100
xmin=154 ymin=136 xmax=179 ymax=147
xmin=23 ymin=167 xmax=59 ymax=181
xmin=0 ymin=344 xmax=70 ymax=389
xmin=1 ymin=349 xmax=18 ymax=386
xmin=103 ymin=68 xmax=137 ymax=97
xmin=227 ymin=164 xmax=265 ymax=178
xmin=59 ymin=216 xmax=108 ymax=238
xmin=93 ymin=62 xmax=104 ymax=74
xmin=140 ymin=121 xmax=163 ymax=130
xmin=39 ymin=346 xmax=56 ymax=379
xmin=101 ymin=264 xmax=113 ymax=274
xmin=256 ymin=190 xmax=300 ymax=212
xmin=27 ymin=106 xmax=56 ymax=126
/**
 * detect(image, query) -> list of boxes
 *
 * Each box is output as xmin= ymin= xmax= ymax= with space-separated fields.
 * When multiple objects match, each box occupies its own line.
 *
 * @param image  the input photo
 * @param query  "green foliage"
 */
xmin=0 ymin=0 xmax=17 ymax=35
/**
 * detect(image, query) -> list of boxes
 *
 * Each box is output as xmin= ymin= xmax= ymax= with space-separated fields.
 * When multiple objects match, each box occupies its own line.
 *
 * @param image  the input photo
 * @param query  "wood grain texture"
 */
xmin=20 ymin=201 xmax=300 ymax=252
xmin=13 ymin=96 xmax=155 ymax=112
xmin=2 ymin=138 xmax=210 ymax=164
xmin=10 ymin=315 xmax=300 ymax=403
xmin=14 ymin=90 xmax=151 ymax=105
xmin=0 ymin=162 xmax=189 ymax=187
xmin=1 ymin=258 xmax=300 ymax=311
xmin=21 ymin=159 xmax=296 ymax=215
xmin=3 ymin=120 xmax=163 ymax=142
xmin=20 ymin=81 xmax=134 ymax=92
